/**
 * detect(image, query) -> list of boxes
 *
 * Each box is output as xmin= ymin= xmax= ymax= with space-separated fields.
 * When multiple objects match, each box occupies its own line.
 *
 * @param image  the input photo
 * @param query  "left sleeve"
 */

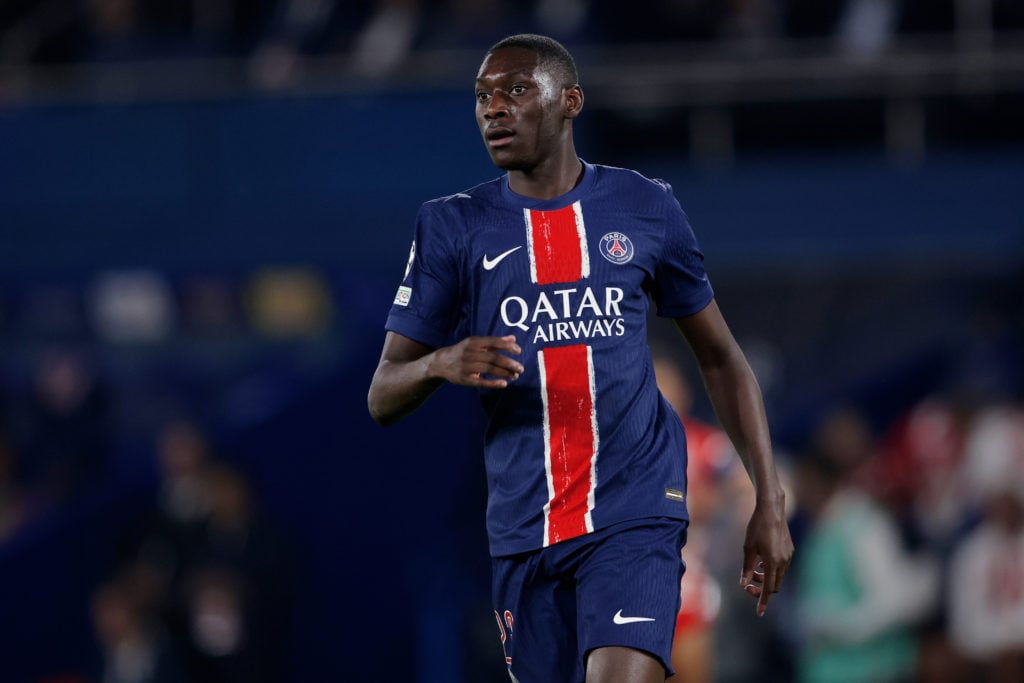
xmin=384 ymin=202 xmax=464 ymax=349
xmin=647 ymin=181 xmax=715 ymax=318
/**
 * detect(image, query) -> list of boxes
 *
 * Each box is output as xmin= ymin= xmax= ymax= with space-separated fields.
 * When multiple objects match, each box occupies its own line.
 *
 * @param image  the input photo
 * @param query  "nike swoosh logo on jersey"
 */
xmin=613 ymin=609 xmax=656 ymax=625
xmin=482 ymin=246 xmax=523 ymax=271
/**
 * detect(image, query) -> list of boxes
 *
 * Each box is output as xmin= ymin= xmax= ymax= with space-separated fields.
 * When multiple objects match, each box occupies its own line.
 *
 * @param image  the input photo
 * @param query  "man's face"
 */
xmin=475 ymin=47 xmax=568 ymax=171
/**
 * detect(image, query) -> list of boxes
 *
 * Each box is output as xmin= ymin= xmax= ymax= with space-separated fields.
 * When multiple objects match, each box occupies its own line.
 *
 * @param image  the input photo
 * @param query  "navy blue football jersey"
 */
xmin=386 ymin=161 xmax=714 ymax=556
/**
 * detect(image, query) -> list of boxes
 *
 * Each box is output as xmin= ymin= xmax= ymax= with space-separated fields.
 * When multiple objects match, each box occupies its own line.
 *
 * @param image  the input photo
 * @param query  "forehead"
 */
xmin=476 ymin=47 xmax=544 ymax=83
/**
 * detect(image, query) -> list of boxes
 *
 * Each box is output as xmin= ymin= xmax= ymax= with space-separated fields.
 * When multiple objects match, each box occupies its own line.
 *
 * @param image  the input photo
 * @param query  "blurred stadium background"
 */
xmin=0 ymin=1 xmax=1022 ymax=682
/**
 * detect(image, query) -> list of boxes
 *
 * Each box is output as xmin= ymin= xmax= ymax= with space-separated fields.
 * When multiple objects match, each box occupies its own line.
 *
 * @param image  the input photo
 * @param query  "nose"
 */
xmin=484 ymin=90 xmax=510 ymax=120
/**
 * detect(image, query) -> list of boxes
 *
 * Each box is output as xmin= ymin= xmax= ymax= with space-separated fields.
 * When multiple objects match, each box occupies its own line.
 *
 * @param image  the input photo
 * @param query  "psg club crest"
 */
xmin=599 ymin=232 xmax=634 ymax=264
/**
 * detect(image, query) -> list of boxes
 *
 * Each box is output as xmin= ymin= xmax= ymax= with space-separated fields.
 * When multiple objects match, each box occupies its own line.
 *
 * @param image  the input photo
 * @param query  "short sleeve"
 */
xmin=649 ymin=181 xmax=714 ymax=318
xmin=384 ymin=203 xmax=463 ymax=348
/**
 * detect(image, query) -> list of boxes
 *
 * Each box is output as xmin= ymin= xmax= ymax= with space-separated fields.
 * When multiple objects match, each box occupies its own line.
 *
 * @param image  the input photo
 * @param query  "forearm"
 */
xmin=698 ymin=346 xmax=782 ymax=502
xmin=674 ymin=302 xmax=792 ymax=614
xmin=367 ymin=333 xmax=524 ymax=426
xmin=367 ymin=353 xmax=444 ymax=427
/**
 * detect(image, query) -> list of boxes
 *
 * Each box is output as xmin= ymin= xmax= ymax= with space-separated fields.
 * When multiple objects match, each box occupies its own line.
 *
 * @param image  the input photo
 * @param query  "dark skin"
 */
xmin=368 ymin=46 xmax=793 ymax=683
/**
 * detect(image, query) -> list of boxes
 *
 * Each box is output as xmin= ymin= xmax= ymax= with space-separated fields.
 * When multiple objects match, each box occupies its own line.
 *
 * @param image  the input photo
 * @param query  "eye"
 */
xmin=510 ymin=85 xmax=527 ymax=95
xmin=476 ymin=91 xmax=490 ymax=103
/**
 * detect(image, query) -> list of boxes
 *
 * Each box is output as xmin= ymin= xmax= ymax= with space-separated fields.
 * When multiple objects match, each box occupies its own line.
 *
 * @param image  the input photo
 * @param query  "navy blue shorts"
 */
xmin=491 ymin=517 xmax=688 ymax=683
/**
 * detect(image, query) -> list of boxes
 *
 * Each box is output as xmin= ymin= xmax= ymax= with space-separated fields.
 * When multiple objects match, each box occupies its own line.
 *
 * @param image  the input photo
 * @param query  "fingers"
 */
xmin=742 ymin=558 xmax=787 ymax=617
xmin=739 ymin=547 xmax=758 ymax=592
xmin=476 ymin=336 xmax=524 ymax=383
xmin=447 ymin=336 xmax=525 ymax=388
xmin=488 ymin=335 xmax=522 ymax=353
xmin=741 ymin=558 xmax=764 ymax=598
xmin=757 ymin=564 xmax=776 ymax=617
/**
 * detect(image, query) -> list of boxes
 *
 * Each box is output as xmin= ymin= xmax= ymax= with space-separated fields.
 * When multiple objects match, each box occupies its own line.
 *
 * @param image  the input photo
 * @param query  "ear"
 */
xmin=564 ymin=84 xmax=584 ymax=119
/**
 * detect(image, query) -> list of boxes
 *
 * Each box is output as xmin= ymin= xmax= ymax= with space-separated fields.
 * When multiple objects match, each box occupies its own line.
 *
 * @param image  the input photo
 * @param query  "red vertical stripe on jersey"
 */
xmin=528 ymin=204 xmax=584 ymax=285
xmin=541 ymin=343 xmax=596 ymax=546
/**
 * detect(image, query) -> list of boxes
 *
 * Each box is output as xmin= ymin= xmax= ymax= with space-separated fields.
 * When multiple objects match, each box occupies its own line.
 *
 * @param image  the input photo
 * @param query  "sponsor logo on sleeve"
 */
xmin=394 ymin=286 xmax=412 ymax=306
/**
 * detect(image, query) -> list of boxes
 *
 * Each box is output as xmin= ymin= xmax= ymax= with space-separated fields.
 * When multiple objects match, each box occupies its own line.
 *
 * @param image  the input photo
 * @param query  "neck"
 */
xmin=508 ymin=150 xmax=583 ymax=200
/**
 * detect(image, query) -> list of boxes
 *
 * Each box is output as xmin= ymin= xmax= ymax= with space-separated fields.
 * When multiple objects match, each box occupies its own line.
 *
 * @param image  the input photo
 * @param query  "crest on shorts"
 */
xmin=599 ymin=232 xmax=634 ymax=265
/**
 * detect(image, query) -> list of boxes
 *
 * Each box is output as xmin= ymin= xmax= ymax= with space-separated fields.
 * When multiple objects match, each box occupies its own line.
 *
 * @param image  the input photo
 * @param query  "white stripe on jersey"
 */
xmin=584 ymin=344 xmax=598 ymax=534
xmin=572 ymin=201 xmax=591 ymax=280
xmin=538 ymin=349 xmax=554 ymax=547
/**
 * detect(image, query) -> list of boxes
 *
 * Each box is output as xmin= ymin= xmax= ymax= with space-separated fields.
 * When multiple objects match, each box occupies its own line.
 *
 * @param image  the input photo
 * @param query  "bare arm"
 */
xmin=367 ymin=331 xmax=524 ymax=426
xmin=674 ymin=299 xmax=793 ymax=616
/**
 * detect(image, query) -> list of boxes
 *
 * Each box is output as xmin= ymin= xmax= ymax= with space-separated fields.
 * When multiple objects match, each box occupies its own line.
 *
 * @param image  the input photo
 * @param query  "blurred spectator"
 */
xmin=194 ymin=462 xmax=297 ymax=681
xmin=874 ymin=397 xmax=969 ymax=552
xmin=114 ymin=421 xmax=296 ymax=682
xmin=121 ymin=418 xmax=216 ymax=644
xmin=652 ymin=351 xmax=783 ymax=682
xmin=15 ymin=348 xmax=111 ymax=504
xmin=794 ymin=410 xmax=939 ymax=683
xmin=948 ymin=404 xmax=1024 ymax=683
xmin=655 ymin=352 xmax=728 ymax=683
xmin=136 ymin=419 xmax=215 ymax=578
xmin=809 ymin=406 xmax=877 ymax=478
xmin=180 ymin=565 xmax=262 ymax=683
xmin=91 ymin=573 xmax=187 ymax=683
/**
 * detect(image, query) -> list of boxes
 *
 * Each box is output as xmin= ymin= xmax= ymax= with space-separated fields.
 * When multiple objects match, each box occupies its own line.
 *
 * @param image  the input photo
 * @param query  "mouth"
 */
xmin=485 ymin=127 xmax=515 ymax=148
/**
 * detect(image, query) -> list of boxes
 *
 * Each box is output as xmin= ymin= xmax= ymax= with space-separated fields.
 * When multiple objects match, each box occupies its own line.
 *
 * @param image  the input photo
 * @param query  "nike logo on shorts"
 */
xmin=482 ymin=246 xmax=523 ymax=271
xmin=613 ymin=609 xmax=656 ymax=625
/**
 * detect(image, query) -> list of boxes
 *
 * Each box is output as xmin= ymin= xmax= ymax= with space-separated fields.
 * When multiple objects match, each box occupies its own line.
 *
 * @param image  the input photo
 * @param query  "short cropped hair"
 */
xmin=488 ymin=34 xmax=579 ymax=88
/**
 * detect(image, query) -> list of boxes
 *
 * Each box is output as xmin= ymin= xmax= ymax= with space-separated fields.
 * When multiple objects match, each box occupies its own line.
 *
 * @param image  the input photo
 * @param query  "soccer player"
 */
xmin=367 ymin=33 xmax=793 ymax=683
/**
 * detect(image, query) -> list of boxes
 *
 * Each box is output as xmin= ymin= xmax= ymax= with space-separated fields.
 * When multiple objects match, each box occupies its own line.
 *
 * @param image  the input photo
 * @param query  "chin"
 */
xmin=486 ymin=147 xmax=528 ymax=172
xmin=491 ymin=155 xmax=529 ymax=172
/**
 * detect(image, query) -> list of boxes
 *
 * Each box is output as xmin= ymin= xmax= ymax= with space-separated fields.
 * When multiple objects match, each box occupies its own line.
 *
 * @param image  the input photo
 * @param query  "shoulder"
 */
xmin=413 ymin=177 xmax=505 ymax=255
xmin=591 ymin=163 xmax=678 ymax=201
xmin=422 ymin=176 xmax=505 ymax=214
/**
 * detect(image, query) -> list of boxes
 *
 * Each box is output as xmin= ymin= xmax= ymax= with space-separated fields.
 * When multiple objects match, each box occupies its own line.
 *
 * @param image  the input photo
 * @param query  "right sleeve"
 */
xmin=647 ymin=181 xmax=714 ymax=318
xmin=384 ymin=203 xmax=463 ymax=349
